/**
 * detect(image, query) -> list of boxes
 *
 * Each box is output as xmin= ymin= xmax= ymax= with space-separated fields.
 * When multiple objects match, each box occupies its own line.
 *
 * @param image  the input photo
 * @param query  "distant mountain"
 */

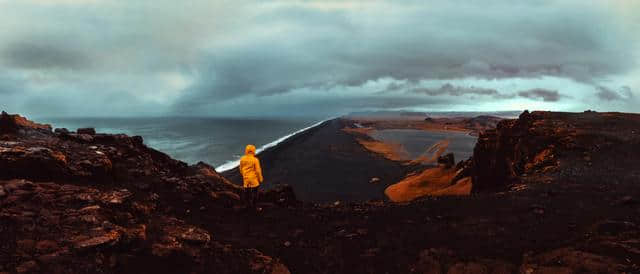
xmin=346 ymin=110 xmax=522 ymax=119
xmin=346 ymin=110 xmax=428 ymax=118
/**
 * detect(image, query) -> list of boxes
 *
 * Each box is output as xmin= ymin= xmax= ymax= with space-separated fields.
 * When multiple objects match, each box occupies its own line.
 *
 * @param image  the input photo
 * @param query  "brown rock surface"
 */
xmin=0 ymin=111 xmax=51 ymax=135
xmin=2 ymin=111 xmax=640 ymax=273
xmin=464 ymin=110 xmax=640 ymax=192
xmin=0 ymin=112 xmax=294 ymax=273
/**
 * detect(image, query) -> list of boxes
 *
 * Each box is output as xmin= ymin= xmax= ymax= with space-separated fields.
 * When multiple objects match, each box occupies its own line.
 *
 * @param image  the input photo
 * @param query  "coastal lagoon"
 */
xmin=370 ymin=129 xmax=477 ymax=163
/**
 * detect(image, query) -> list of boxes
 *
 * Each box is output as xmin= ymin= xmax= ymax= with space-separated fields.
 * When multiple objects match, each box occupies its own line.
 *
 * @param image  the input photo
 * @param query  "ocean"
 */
xmin=37 ymin=117 xmax=326 ymax=171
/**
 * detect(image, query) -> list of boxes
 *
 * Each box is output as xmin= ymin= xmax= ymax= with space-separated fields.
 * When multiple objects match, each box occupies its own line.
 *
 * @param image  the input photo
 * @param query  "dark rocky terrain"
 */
xmin=2 ymin=110 xmax=640 ymax=273
xmin=0 ymin=111 xmax=295 ymax=274
xmin=461 ymin=110 xmax=640 ymax=193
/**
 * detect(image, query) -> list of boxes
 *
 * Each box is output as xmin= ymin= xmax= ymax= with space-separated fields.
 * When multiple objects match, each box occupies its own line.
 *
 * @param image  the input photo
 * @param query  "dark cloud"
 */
xmin=341 ymin=96 xmax=449 ymax=109
xmin=1 ymin=41 xmax=91 ymax=70
xmin=384 ymin=82 xmax=406 ymax=93
xmin=621 ymin=86 xmax=634 ymax=99
xmin=173 ymin=1 xmax=637 ymax=112
xmin=518 ymin=89 xmax=562 ymax=102
xmin=410 ymin=83 xmax=508 ymax=99
xmin=197 ymin=94 xmax=453 ymax=118
xmin=597 ymin=86 xmax=622 ymax=100
xmin=596 ymin=86 xmax=634 ymax=101
xmin=409 ymin=85 xmax=567 ymax=103
xmin=0 ymin=1 xmax=638 ymax=116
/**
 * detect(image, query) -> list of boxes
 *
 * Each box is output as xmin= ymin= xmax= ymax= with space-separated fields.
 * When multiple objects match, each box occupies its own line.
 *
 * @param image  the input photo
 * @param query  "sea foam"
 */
xmin=215 ymin=118 xmax=331 ymax=172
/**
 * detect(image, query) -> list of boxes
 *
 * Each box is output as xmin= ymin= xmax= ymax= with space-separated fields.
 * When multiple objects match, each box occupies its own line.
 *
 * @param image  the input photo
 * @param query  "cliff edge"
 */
xmin=459 ymin=110 xmax=640 ymax=193
xmin=0 ymin=112 xmax=294 ymax=273
xmin=2 ymin=111 xmax=640 ymax=273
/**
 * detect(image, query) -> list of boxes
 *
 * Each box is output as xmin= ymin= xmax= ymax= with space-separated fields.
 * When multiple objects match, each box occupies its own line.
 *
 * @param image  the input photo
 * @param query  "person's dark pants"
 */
xmin=244 ymin=186 xmax=259 ymax=208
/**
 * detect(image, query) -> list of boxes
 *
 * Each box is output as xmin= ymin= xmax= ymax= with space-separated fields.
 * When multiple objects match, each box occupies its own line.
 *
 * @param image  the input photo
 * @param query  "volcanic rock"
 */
xmin=0 ymin=112 xmax=292 ymax=273
xmin=520 ymin=248 xmax=624 ymax=273
xmin=447 ymin=262 xmax=489 ymax=274
xmin=100 ymin=189 xmax=132 ymax=205
xmin=74 ymin=231 xmax=121 ymax=250
xmin=0 ymin=145 xmax=68 ymax=181
xmin=177 ymin=227 xmax=211 ymax=244
xmin=437 ymin=153 xmax=455 ymax=168
xmin=412 ymin=250 xmax=442 ymax=273
xmin=0 ymin=111 xmax=51 ymax=135
xmin=15 ymin=260 xmax=38 ymax=273
xmin=463 ymin=111 xmax=640 ymax=192
xmin=261 ymin=184 xmax=298 ymax=206
xmin=612 ymin=195 xmax=637 ymax=206
xmin=77 ymin=127 xmax=96 ymax=135
xmin=35 ymin=240 xmax=59 ymax=253
xmin=212 ymin=190 xmax=241 ymax=203
xmin=2 ymin=111 xmax=640 ymax=273
xmin=54 ymin=128 xmax=69 ymax=135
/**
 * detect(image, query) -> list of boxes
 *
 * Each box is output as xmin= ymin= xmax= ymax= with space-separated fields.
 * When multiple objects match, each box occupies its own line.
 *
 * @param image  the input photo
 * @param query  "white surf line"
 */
xmin=215 ymin=118 xmax=334 ymax=172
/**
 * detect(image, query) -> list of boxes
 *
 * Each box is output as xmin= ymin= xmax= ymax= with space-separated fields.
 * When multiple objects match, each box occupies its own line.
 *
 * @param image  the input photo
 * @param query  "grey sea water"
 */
xmin=37 ymin=117 xmax=324 ymax=169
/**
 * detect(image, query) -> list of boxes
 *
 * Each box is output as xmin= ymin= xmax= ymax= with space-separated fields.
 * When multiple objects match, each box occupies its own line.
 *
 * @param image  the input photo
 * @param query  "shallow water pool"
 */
xmin=370 ymin=129 xmax=477 ymax=163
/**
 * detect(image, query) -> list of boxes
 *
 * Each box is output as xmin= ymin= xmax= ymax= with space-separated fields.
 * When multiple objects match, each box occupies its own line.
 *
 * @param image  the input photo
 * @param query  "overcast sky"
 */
xmin=1 ymin=0 xmax=639 ymax=117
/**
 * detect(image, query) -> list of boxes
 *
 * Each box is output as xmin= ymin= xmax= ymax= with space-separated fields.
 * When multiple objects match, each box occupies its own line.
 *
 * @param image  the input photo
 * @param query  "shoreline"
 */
xmin=345 ymin=115 xmax=503 ymax=137
xmin=222 ymin=118 xmax=418 ymax=202
xmin=340 ymin=117 xmax=485 ymax=202
xmin=3 ymin=111 xmax=640 ymax=273
xmin=215 ymin=118 xmax=334 ymax=172
xmin=341 ymin=117 xmax=481 ymax=164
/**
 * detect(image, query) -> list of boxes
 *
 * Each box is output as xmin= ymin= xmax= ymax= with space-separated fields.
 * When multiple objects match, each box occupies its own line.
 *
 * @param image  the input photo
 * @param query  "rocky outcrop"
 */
xmin=465 ymin=110 xmax=640 ymax=192
xmin=2 ymin=111 xmax=640 ymax=273
xmin=77 ymin=127 xmax=96 ymax=135
xmin=410 ymin=248 xmax=517 ymax=274
xmin=0 ymin=178 xmax=291 ymax=273
xmin=0 ymin=111 xmax=51 ymax=136
xmin=0 ymin=146 xmax=69 ymax=181
xmin=0 ymin=112 xmax=293 ymax=273
xmin=468 ymin=110 xmax=561 ymax=192
xmin=463 ymin=115 xmax=502 ymax=130
xmin=436 ymin=153 xmax=455 ymax=168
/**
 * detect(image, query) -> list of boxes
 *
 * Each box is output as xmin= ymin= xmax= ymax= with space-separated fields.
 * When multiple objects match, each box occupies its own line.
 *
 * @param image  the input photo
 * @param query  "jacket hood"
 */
xmin=245 ymin=144 xmax=256 ymax=155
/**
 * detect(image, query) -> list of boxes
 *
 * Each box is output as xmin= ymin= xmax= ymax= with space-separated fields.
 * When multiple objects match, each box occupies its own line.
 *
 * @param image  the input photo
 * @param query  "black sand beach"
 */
xmin=3 ymin=111 xmax=640 ymax=273
xmin=222 ymin=118 xmax=420 ymax=202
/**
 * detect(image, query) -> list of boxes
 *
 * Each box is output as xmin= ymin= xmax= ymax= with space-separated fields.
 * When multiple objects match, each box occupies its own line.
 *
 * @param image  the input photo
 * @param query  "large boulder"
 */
xmin=468 ymin=111 xmax=565 ymax=192
xmin=520 ymin=248 xmax=624 ymax=273
xmin=0 ymin=111 xmax=52 ymax=136
xmin=437 ymin=153 xmax=455 ymax=168
xmin=77 ymin=128 xmax=96 ymax=135
xmin=0 ymin=146 xmax=69 ymax=181
xmin=262 ymin=184 xmax=298 ymax=206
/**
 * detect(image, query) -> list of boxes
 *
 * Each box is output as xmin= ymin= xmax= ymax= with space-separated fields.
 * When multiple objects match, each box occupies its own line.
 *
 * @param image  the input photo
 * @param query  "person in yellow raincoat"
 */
xmin=239 ymin=144 xmax=263 ymax=209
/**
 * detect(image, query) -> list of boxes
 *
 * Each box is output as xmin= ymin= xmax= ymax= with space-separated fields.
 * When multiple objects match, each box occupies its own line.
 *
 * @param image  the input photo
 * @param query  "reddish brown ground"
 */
xmin=385 ymin=166 xmax=471 ymax=202
xmin=2 ymin=111 xmax=640 ymax=274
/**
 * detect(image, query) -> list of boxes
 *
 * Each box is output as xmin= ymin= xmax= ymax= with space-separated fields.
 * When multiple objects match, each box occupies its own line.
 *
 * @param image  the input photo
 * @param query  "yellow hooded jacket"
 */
xmin=239 ymin=145 xmax=263 ymax=188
